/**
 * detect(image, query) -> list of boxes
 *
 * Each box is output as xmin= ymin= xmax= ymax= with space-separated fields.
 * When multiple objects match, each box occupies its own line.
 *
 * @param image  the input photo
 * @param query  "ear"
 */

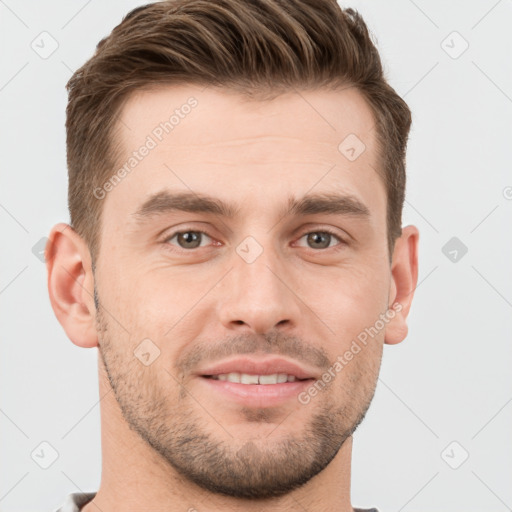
xmin=46 ymin=223 xmax=98 ymax=348
xmin=384 ymin=225 xmax=419 ymax=345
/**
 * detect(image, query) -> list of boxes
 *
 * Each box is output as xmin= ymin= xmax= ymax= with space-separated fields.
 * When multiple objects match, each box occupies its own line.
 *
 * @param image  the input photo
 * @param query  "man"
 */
xmin=46 ymin=0 xmax=419 ymax=510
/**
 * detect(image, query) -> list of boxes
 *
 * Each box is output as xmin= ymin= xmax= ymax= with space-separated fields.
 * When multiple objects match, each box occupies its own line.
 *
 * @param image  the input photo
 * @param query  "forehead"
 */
xmin=103 ymin=83 xmax=385 ymax=225
xmin=118 ymin=83 xmax=377 ymax=152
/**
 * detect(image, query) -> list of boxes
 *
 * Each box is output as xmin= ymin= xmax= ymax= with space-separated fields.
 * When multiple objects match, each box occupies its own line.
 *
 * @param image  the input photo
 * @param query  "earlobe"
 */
xmin=46 ymin=223 xmax=99 ymax=348
xmin=384 ymin=225 xmax=419 ymax=345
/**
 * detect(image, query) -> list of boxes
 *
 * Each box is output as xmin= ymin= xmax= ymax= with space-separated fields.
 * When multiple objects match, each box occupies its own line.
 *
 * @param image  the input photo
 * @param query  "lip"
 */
xmin=198 ymin=376 xmax=314 ymax=408
xmin=196 ymin=356 xmax=318 ymax=380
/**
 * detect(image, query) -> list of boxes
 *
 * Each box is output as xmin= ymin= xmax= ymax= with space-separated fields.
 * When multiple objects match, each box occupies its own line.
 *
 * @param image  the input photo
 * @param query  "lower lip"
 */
xmin=198 ymin=376 xmax=314 ymax=407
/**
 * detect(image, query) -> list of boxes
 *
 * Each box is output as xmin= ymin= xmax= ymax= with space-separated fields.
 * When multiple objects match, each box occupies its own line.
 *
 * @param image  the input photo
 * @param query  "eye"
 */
xmin=165 ymin=230 xmax=212 ymax=249
xmin=296 ymin=230 xmax=345 ymax=250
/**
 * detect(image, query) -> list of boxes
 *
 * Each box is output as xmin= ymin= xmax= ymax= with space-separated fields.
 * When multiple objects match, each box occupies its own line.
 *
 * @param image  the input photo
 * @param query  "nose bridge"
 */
xmin=217 ymin=235 xmax=301 ymax=333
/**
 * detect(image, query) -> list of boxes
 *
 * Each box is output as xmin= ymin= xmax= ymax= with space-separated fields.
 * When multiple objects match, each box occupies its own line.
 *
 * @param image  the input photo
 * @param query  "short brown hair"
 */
xmin=66 ymin=0 xmax=411 ymax=264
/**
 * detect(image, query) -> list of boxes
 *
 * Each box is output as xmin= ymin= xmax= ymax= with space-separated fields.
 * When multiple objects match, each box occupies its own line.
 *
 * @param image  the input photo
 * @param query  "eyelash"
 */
xmin=162 ymin=228 xmax=347 ymax=252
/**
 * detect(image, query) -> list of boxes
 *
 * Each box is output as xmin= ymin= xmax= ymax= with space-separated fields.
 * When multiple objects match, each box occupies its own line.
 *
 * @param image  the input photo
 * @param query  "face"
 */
xmin=93 ymin=84 xmax=392 ymax=498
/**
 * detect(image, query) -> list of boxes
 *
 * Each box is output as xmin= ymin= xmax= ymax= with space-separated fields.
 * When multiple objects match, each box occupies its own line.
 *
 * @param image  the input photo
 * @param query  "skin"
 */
xmin=47 ymin=84 xmax=418 ymax=512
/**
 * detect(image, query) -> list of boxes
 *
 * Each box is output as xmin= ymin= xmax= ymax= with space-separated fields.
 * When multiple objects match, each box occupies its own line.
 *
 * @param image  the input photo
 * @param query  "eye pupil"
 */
xmin=307 ymin=232 xmax=331 ymax=249
xmin=178 ymin=231 xmax=202 ymax=248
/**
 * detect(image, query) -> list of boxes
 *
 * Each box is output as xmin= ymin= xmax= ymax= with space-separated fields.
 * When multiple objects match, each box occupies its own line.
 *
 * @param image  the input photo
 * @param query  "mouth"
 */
xmin=202 ymin=372 xmax=312 ymax=384
xmin=198 ymin=373 xmax=315 ymax=408
xmin=195 ymin=357 xmax=318 ymax=407
xmin=196 ymin=356 xmax=318 ymax=382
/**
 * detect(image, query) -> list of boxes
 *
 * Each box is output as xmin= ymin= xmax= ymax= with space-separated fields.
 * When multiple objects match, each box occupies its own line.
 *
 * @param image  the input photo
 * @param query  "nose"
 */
xmin=216 ymin=244 xmax=302 ymax=335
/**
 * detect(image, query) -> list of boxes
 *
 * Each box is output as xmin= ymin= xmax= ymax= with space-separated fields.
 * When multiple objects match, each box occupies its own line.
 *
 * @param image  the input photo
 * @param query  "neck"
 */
xmin=83 ymin=353 xmax=355 ymax=512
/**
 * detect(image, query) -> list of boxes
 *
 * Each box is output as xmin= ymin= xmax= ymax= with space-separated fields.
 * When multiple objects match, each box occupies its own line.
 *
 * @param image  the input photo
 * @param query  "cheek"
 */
xmin=104 ymin=268 xmax=214 ymax=370
xmin=295 ymin=262 xmax=390 ymax=344
xmin=99 ymin=262 xmax=186 ymax=332
xmin=131 ymin=268 xmax=210 ymax=323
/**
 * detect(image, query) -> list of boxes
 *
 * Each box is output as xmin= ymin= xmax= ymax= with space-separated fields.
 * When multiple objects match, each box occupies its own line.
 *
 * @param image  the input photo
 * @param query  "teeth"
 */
xmin=227 ymin=372 xmax=240 ymax=383
xmin=210 ymin=372 xmax=300 ymax=384
xmin=240 ymin=373 xmax=259 ymax=384
xmin=259 ymin=374 xmax=279 ymax=384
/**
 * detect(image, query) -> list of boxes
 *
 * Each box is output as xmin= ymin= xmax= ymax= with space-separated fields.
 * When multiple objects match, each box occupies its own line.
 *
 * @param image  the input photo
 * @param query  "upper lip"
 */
xmin=197 ymin=356 xmax=318 ymax=380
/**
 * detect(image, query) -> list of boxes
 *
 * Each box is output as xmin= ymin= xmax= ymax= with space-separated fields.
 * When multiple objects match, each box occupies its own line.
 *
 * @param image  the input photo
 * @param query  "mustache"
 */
xmin=176 ymin=332 xmax=331 ymax=375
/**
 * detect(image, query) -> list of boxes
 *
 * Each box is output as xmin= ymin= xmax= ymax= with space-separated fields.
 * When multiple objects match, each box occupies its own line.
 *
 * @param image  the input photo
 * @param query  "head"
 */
xmin=47 ymin=0 xmax=418 ymax=500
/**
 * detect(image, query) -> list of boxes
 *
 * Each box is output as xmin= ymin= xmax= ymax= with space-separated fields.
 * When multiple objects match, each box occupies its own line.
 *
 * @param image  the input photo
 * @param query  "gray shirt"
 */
xmin=54 ymin=492 xmax=379 ymax=511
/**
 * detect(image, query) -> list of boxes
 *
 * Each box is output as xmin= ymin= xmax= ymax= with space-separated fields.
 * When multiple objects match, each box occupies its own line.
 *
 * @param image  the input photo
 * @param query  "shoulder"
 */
xmin=53 ymin=492 xmax=96 ymax=512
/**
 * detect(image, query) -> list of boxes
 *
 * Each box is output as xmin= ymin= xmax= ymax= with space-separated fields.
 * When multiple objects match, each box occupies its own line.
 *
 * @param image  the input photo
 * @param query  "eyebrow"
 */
xmin=132 ymin=190 xmax=370 ymax=222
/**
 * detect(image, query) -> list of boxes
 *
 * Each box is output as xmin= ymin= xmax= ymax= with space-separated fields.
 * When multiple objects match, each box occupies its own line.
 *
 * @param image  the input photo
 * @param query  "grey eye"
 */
xmin=168 ymin=231 xmax=211 ymax=249
xmin=297 ymin=231 xmax=342 ymax=250
xmin=307 ymin=232 xmax=332 ymax=249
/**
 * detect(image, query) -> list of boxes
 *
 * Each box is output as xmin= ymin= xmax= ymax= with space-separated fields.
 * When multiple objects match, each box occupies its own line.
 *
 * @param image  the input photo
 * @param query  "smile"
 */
xmin=204 ymin=372 xmax=307 ymax=384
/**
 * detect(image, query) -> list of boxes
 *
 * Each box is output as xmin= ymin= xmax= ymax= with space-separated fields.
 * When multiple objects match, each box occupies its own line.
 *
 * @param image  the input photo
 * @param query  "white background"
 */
xmin=1 ymin=1 xmax=511 ymax=511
